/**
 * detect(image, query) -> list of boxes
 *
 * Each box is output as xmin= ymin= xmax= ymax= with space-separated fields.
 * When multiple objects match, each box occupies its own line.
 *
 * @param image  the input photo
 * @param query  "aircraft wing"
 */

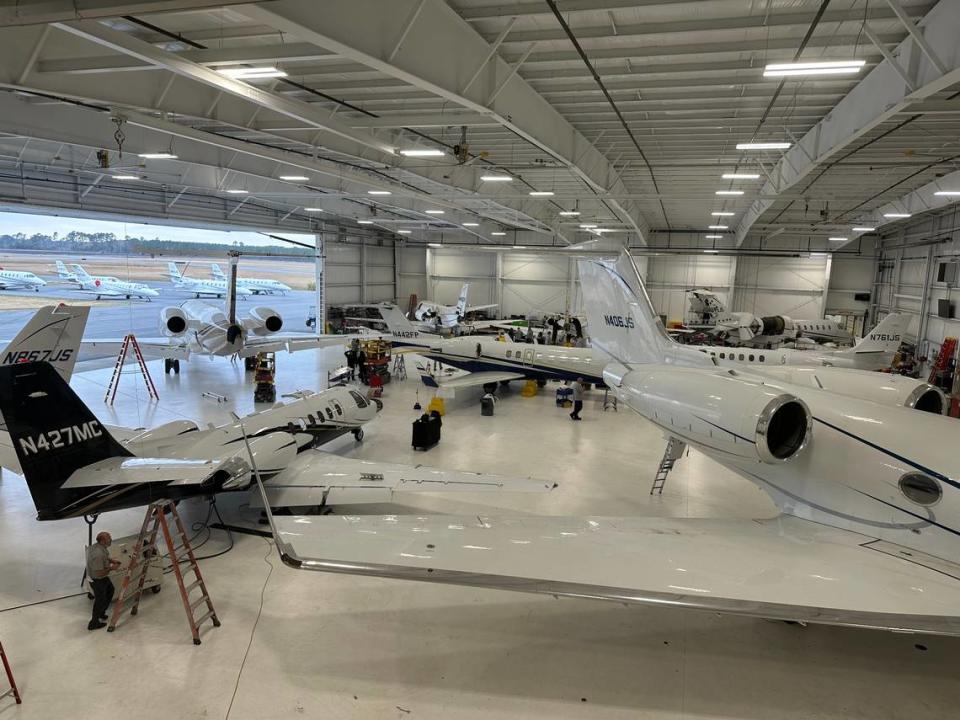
xmin=420 ymin=370 xmax=525 ymax=389
xmin=74 ymin=287 xmax=124 ymax=297
xmin=241 ymin=334 xmax=348 ymax=357
xmin=271 ymin=513 xmax=960 ymax=635
xmin=81 ymin=339 xmax=191 ymax=360
xmin=465 ymin=304 xmax=498 ymax=314
xmin=254 ymin=450 xmax=556 ymax=508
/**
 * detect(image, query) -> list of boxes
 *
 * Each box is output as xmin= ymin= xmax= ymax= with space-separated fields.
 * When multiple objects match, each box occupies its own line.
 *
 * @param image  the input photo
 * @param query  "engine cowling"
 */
xmin=619 ymin=368 xmax=812 ymax=464
xmin=160 ymin=306 xmax=188 ymax=336
xmin=243 ymin=431 xmax=298 ymax=477
xmin=126 ymin=420 xmax=200 ymax=446
xmin=755 ymin=366 xmax=947 ymax=415
xmin=246 ymin=306 xmax=283 ymax=336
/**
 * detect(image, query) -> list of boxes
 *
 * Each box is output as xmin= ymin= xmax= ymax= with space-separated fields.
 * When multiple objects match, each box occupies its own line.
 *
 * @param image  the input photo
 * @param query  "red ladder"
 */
xmin=928 ymin=337 xmax=957 ymax=384
xmin=108 ymin=500 xmax=220 ymax=645
xmin=104 ymin=334 xmax=159 ymax=405
xmin=0 ymin=641 xmax=21 ymax=705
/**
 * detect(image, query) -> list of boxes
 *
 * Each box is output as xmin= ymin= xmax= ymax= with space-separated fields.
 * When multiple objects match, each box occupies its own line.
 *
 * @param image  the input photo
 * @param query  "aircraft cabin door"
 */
xmin=522 ymin=348 xmax=535 ymax=366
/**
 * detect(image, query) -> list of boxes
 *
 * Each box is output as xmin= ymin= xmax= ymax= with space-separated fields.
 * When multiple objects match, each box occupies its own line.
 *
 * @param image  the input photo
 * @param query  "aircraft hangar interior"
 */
xmin=1 ymin=1 xmax=960 ymax=718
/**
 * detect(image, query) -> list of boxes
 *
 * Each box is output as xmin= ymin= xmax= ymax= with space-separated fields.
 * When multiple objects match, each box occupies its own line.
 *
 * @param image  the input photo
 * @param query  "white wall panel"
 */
xmin=645 ymin=255 xmax=735 ymax=324
xmin=732 ymin=256 xmax=829 ymax=320
xmin=398 ymin=245 xmax=427 ymax=304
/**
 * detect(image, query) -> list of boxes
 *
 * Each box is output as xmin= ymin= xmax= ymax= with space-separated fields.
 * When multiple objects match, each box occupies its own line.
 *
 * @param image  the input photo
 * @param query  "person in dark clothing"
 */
xmin=357 ymin=349 xmax=367 ymax=383
xmin=86 ymin=531 xmax=121 ymax=630
xmin=570 ymin=378 xmax=585 ymax=421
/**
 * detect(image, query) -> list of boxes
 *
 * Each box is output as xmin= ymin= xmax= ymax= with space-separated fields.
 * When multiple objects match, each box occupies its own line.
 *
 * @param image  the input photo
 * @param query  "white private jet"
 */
xmin=265 ymin=250 xmax=960 ymax=637
xmin=377 ymin=304 xmax=604 ymax=392
xmin=0 ymin=267 xmax=45 ymax=292
xmin=411 ymin=284 xmax=498 ymax=331
xmin=56 ymin=262 xmax=159 ymax=301
xmin=0 ymin=360 xmax=553 ymax=520
xmin=711 ymin=310 xmax=853 ymax=347
xmin=167 ymin=262 xmax=252 ymax=299
xmin=84 ymin=298 xmax=350 ymax=374
xmin=210 ymin=262 xmax=292 ymax=295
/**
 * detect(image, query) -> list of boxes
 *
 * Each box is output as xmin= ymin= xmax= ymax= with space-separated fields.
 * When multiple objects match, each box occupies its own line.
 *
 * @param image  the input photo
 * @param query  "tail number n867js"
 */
xmin=19 ymin=421 xmax=103 ymax=455
xmin=3 ymin=348 xmax=74 ymax=365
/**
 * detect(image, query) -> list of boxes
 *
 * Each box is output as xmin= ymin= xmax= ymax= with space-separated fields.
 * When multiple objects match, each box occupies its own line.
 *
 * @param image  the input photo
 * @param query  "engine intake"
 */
xmin=160 ymin=307 xmax=188 ymax=336
xmin=757 ymin=396 xmax=811 ymax=463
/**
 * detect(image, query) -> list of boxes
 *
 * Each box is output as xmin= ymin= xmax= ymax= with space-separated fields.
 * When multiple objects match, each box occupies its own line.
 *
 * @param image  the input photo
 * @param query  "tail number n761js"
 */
xmin=18 ymin=421 xmax=103 ymax=455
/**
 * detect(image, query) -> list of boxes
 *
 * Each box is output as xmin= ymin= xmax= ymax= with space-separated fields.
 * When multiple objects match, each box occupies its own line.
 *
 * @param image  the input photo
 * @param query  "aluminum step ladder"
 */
xmin=0 ymin=641 xmax=21 ymax=705
xmin=104 ymin=334 xmax=159 ymax=405
xmin=108 ymin=500 xmax=220 ymax=645
xmin=392 ymin=352 xmax=407 ymax=381
xmin=650 ymin=438 xmax=686 ymax=495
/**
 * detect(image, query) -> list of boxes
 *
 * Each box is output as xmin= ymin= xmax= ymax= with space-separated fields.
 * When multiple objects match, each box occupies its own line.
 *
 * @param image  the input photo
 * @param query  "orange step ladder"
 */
xmin=104 ymin=334 xmax=159 ymax=405
xmin=0 ymin=641 xmax=21 ymax=705
xmin=108 ymin=500 xmax=221 ymax=645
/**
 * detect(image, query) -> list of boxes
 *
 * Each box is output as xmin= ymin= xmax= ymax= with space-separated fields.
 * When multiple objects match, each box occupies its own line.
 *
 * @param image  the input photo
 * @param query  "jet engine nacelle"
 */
xmin=755 ymin=315 xmax=796 ymax=338
xmin=620 ymin=368 xmax=812 ymax=464
xmin=243 ymin=431 xmax=298 ymax=477
xmin=246 ymin=306 xmax=283 ymax=335
xmin=757 ymin=366 xmax=948 ymax=415
xmin=160 ymin=306 xmax=188 ymax=336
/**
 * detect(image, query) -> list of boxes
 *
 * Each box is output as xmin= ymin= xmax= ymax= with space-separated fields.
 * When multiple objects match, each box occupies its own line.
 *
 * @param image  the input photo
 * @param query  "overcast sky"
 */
xmin=0 ymin=211 xmax=314 ymax=248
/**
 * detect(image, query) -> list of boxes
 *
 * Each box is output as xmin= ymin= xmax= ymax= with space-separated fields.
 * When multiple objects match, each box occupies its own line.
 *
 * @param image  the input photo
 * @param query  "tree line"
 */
xmin=0 ymin=231 xmax=314 ymax=259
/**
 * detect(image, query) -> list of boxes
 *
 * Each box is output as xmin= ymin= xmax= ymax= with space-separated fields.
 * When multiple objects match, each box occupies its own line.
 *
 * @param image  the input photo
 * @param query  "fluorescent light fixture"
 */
xmin=715 ymin=190 xmax=744 ymax=196
xmin=883 ymin=212 xmax=911 ymax=218
xmin=828 ymin=237 xmax=848 ymax=242
xmin=357 ymin=220 xmax=374 ymax=224
xmin=703 ymin=249 xmax=720 ymax=254
xmin=764 ymin=60 xmax=865 ymax=78
xmin=711 ymin=211 xmax=735 ymax=216
xmin=708 ymin=225 xmax=728 ymax=230
xmin=528 ymin=191 xmax=554 ymax=196
xmin=304 ymin=207 xmax=323 ymax=212
xmin=736 ymin=142 xmax=791 ymax=150
xmin=722 ymin=173 xmax=760 ymax=179
xmin=226 ymin=189 xmax=248 ymax=194
xmin=810 ymin=252 xmax=828 ymax=258
xmin=514 ymin=245 xmax=527 ymax=249
xmin=428 ymin=243 xmax=443 ymax=248
xmin=397 ymin=230 xmax=412 ymax=234
xmin=400 ymin=148 xmax=444 ymax=157
xmin=138 ymin=152 xmax=177 ymax=159
xmin=559 ymin=211 xmax=581 ymax=216
xmin=425 ymin=209 xmax=444 ymax=214
xmin=462 ymin=222 xmax=479 ymax=227
xmin=491 ymin=231 xmax=507 ymax=236
xmin=704 ymin=235 xmax=723 ymax=239
xmin=579 ymin=223 xmax=598 ymax=229
xmin=112 ymin=175 xmax=139 ymax=180
xmin=219 ymin=66 xmax=287 ymax=79
xmin=279 ymin=175 xmax=309 ymax=181
xmin=367 ymin=190 xmax=392 ymax=195
xmin=480 ymin=175 xmax=512 ymax=182
xmin=852 ymin=227 xmax=875 ymax=232
xmin=934 ymin=191 xmax=960 ymax=196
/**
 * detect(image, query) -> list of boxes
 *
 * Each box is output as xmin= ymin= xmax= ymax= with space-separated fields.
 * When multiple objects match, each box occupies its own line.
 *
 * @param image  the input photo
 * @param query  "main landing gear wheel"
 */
xmin=244 ymin=356 xmax=258 ymax=371
xmin=352 ymin=428 xmax=364 ymax=442
xmin=164 ymin=359 xmax=181 ymax=375
xmin=483 ymin=382 xmax=498 ymax=393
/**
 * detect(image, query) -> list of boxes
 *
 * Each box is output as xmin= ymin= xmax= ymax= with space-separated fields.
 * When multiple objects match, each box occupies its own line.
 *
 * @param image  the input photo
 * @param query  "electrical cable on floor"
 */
xmin=161 ymin=498 xmax=236 ymax=575
xmin=224 ymin=539 xmax=275 ymax=720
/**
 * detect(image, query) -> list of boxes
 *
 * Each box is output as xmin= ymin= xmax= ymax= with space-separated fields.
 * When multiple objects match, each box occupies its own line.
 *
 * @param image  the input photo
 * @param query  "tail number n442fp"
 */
xmin=19 ymin=421 xmax=102 ymax=455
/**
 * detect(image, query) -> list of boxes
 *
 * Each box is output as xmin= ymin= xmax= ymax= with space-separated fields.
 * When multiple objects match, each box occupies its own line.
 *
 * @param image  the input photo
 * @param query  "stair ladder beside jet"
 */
xmin=108 ymin=500 xmax=221 ymax=645
xmin=650 ymin=438 xmax=687 ymax=495
xmin=392 ymin=353 xmax=407 ymax=382
xmin=0 ymin=641 xmax=21 ymax=705
xmin=104 ymin=334 xmax=159 ymax=405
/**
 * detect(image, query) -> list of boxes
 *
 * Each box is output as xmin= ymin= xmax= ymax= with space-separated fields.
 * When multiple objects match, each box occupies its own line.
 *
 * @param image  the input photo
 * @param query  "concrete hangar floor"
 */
xmin=0 ymin=346 xmax=957 ymax=719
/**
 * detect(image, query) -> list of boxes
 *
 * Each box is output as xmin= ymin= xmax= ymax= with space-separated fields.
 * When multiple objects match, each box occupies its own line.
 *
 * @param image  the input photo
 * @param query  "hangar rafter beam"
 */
xmin=236 ymin=0 xmax=651 ymax=244
xmin=735 ymin=0 xmax=960 ymax=247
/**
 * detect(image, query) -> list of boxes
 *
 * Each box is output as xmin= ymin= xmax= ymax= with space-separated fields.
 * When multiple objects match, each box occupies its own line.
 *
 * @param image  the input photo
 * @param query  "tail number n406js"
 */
xmin=604 ymin=315 xmax=635 ymax=329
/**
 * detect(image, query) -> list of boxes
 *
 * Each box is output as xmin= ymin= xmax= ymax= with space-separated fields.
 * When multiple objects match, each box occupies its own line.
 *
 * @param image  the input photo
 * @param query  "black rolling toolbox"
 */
xmin=412 ymin=412 xmax=442 ymax=450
